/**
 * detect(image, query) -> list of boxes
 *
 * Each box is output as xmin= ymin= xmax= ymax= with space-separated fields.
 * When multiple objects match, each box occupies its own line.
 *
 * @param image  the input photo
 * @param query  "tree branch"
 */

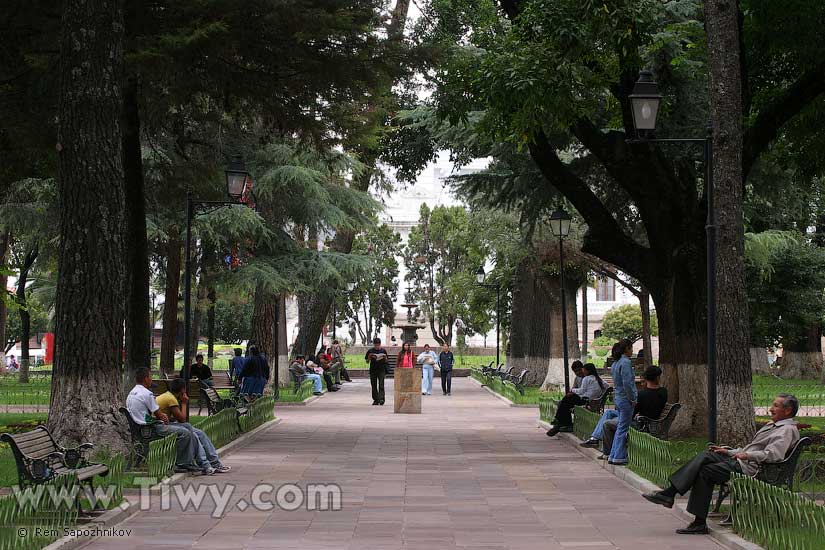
xmin=528 ymin=131 xmax=653 ymax=281
xmin=743 ymin=61 xmax=825 ymax=176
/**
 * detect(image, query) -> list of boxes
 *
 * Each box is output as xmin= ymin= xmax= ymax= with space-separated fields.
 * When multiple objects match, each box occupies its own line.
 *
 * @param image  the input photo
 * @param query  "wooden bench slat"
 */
xmin=17 ymin=440 xmax=60 ymax=457
xmin=10 ymin=429 xmax=52 ymax=444
xmin=14 ymin=435 xmax=54 ymax=451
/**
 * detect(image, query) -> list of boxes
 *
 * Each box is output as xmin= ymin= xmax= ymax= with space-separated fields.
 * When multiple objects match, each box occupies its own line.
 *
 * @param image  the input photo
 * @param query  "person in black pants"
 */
xmin=365 ymin=338 xmax=388 ymax=405
xmin=438 ymin=343 xmax=454 ymax=395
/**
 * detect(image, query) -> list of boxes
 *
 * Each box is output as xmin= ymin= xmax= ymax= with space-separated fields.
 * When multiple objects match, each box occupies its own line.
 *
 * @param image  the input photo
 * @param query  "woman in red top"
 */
xmin=397 ymin=341 xmax=415 ymax=368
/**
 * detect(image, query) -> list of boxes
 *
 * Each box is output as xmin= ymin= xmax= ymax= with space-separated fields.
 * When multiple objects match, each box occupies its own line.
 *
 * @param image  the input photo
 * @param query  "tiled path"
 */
xmin=81 ymin=378 xmax=721 ymax=549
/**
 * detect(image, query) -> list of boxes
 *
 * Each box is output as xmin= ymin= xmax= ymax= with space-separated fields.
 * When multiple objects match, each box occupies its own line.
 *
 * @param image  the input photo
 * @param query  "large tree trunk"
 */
xmin=16 ymin=247 xmax=37 ymax=384
xmin=508 ymin=257 xmax=580 ymax=388
xmin=250 ymin=283 xmax=277 ymax=376
xmin=277 ymin=293 xmax=289 ymax=387
xmin=640 ymin=289 xmax=653 ymax=368
xmin=782 ymin=324 xmax=822 ymax=380
xmin=581 ymin=282 xmax=588 ymax=360
xmin=122 ymin=78 xmax=151 ymax=381
xmin=750 ymin=346 xmax=771 ymax=375
xmin=160 ymin=233 xmax=182 ymax=374
xmin=49 ymin=0 xmax=127 ymax=449
xmin=706 ymin=0 xmax=755 ymax=445
xmin=0 ymin=231 xmax=9 ymax=364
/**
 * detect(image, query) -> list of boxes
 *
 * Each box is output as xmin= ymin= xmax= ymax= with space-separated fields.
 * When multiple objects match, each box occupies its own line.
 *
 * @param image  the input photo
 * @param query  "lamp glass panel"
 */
xmin=631 ymin=97 xmax=660 ymax=131
xmin=226 ymin=173 xmax=246 ymax=199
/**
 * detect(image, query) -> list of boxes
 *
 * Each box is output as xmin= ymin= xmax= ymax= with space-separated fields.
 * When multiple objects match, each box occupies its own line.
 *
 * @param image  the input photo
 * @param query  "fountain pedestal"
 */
xmin=394 ymin=366 xmax=422 ymax=413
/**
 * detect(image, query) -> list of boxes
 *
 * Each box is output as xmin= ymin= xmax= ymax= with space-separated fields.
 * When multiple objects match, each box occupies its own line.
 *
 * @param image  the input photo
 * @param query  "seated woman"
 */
xmin=580 ymin=365 xmax=668 ymax=457
xmin=546 ymin=363 xmax=607 ymax=436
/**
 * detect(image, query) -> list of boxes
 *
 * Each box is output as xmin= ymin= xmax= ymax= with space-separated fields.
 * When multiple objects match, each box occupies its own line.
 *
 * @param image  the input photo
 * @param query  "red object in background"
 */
xmin=43 ymin=332 xmax=55 ymax=363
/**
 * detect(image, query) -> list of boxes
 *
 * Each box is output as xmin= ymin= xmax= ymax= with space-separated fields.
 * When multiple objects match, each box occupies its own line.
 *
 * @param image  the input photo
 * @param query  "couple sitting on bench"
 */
xmin=545 ymin=361 xmax=607 ymax=437
xmin=126 ymin=368 xmax=231 ymax=476
xmin=580 ymin=365 xmax=668 ymax=456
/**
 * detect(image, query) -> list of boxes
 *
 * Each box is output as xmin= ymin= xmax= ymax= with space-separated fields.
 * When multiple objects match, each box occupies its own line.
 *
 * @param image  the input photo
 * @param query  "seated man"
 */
xmin=157 ymin=379 xmax=230 ymax=475
xmin=185 ymin=354 xmax=214 ymax=387
xmin=126 ymin=368 xmax=199 ymax=474
xmin=642 ymin=393 xmax=800 ymax=534
xmin=581 ymin=365 xmax=668 ymax=455
xmin=546 ymin=362 xmax=604 ymax=436
xmin=289 ymin=355 xmax=324 ymax=396
xmin=317 ymin=345 xmax=341 ymax=388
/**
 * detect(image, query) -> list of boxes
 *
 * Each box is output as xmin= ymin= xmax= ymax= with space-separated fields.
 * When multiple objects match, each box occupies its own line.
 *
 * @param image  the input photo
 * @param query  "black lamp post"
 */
xmin=627 ymin=70 xmax=717 ymax=443
xmin=476 ymin=266 xmax=502 ymax=368
xmin=549 ymin=208 xmax=572 ymax=394
xmin=183 ymin=154 xmax=252 ymax=421
xmin=332 ymin=282 xmax=356 ymax=341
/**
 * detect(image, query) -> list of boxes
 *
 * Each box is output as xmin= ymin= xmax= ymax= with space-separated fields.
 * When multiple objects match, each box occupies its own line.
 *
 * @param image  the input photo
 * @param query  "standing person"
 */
xmin=229 ymin=348 xmax=246 ymax=385
xmin=606 ymin=339 xmax=637 ymax=465
xmin=397 ymin=341 xmax=415 ymax=369
xmin=438 ymin=343 xmax=455 ymax=395
xmin=331 ymin=339 xmax=351 ymax=382
xmin=417 ymin=344 xmax=438 ymax=396
xmin=239 ymin=345 xmax=269 ymax=396
xmin=365 ymin=338 xmax=388 ymax=405
xmin=546 ymin=363 xmax=605 ymax=436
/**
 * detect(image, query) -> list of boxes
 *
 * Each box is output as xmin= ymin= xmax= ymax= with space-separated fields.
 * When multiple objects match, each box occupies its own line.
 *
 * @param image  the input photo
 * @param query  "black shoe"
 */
xmin=546 ymin=426 xmax=560 ymax=437
xmin=675 ymin=522 xmax=708 ymax=535
xmin=379 ymin=400 xmax=385 ymax=405
xmin=372 ymin=401 xmax=379 ymax=405
xmin=313 ymin=392 xmax=323 ymax=396
xmin=558 ymin=425 xmax=573 ymax=433
xmin=328 ymin=387 xmax=339 ymax=392
xmin=607 ymin=460 xmax=628 ymax=466
xmin=642 ymin=491 xmax=675 ymax=509
xmin=580 ymin=438 xmax=600 ymax=448
xmin=447 ymin=392 xmax=451 ymax=396
xmin=443 ymin=392 xmax=447 ymax=395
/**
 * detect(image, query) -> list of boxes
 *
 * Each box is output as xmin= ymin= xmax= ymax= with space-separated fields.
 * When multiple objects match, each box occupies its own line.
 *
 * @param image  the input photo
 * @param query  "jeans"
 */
xmin=591 ymin=409 xmax=620 ymax=440
xmin=440 ymin=369 xmax=452 ymax=394
xmin=607 ymin=397 xmax=634 ymax=463
xmin=305 ymin=373 xmax=323 ymax=392
xmin=153 ymin=423 xmax=197 ymax=467
xmin=421 ymin=365 xmax=434 ymax=394
xmin=191 ymin=426 xmax=222 ymax=468
xmin=602 ymin=418 xmax=640 ymax=455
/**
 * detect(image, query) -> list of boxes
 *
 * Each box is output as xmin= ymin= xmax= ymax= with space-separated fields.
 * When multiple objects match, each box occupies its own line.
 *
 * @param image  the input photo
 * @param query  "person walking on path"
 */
xmin=417 ymin=344 xmax=438 ymax=395
xmin=397 ymin=341 xmax=415 ymax=369
xmin=438 ymin=343 xmax=454 ymax=395
xmin=229 ymin=348 xmax=246 ymax=385
xmin=643 ymin=394 xmax=800 ymax=535
xmin=606 ymin=339 xmax=636 ymax=465
xmin=365 ymin=338 xmax=388 ymax=405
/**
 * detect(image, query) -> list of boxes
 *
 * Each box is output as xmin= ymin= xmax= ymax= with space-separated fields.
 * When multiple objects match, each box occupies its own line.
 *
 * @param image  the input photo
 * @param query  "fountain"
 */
xmin=393 ymin=285 xmax=425 ymax=344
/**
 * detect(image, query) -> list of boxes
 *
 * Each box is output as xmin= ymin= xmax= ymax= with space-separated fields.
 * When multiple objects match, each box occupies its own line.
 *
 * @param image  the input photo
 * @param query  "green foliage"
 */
xmin=341 ymin=224 xmax=401 ymax=344
xmin=601 ymin=304 xmax=658 ymax=344
xmin=213 ymin=299 xmax=253 ymax=345
xmin=591 ymin=335 xmax=613 ymax=347
xmin=745 ymin=232 xmax=825 ymax=347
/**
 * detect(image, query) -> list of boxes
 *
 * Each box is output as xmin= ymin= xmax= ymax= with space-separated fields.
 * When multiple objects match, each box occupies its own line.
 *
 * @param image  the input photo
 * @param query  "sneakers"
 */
xmin=580 ymin=438 xmax=600 ymax=448
xmin=201 ymin=466 xmax=216 ymax=476
xmin=214 ymin=465 xmax=231 ymax=474
xmin=313 ymin=391 xmax=323 ymax=396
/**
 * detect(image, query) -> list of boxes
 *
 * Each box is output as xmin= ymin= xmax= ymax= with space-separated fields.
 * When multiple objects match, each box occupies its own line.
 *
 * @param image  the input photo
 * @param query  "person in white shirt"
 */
xmin=417 ymin=344 xmax=439 ymax=396
xmin=125 ymin=368 xmax=209 ymax=475
xmin=546 ymin=363 xmax=607 ymax=436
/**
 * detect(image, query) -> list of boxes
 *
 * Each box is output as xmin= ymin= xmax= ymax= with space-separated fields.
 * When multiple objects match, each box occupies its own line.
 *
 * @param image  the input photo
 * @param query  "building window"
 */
xmin=596 ymin=277 xmax=615 ymax=302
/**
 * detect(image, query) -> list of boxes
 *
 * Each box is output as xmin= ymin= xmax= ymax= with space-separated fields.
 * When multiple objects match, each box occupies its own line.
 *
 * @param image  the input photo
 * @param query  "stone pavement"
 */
xmin=80 ymin=378 xmax=722 ymax=550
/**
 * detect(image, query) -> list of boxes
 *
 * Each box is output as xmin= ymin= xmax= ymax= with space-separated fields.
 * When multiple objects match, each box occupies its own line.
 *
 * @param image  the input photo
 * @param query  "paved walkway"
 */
xmin=81 ymin=379 xmax=721 ymax=550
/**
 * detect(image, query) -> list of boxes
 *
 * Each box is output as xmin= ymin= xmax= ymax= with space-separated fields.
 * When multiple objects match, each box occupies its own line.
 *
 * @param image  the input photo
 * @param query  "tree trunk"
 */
xmin=706 ymin=0 xmax=755 ymax=445
xmin=160 ymin=233 xmax=182 ymax=374
xmin=750 ymin=346 xmax=771 ymax=375
xmin=206 ymin=285 xmax=216 ymax=368
xmin=122 ymin=78 xmax=151 ymax=381
xmin=782 ymin=323 xmax=822 ymax=380
xmin=16 ymin=247 xmax=37 ymax=384
xmin=0 ymin=231 xmax=9 ymax=365
xmin=251 ymin=283 xmax=276 ymax=374
xmin=581 ymin=282 xmax=588 ymax=360
xmin=508 ymin=259 xmax=553 ymax=386
xmin=277 ymin=293 xmax=289 ymax=387
xmin=49 ymin=0 xmax=128 ymax=449
xmin=540 ymin=270 xmax=581 ymax=390
xmin=640 ymin=288 xmax=653 ymax=368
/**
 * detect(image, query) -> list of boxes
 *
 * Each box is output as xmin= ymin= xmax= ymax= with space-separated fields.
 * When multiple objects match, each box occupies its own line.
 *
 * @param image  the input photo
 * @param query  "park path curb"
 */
xmin=46 ymin=415 xmax=286 ymax=549
xmin=467 ymin=377 xmax=539 ymax=408
xmin=538 ymin=420 xmax=763 ymax=550
xmin=276 ymin=395 xmax=320 ymax=406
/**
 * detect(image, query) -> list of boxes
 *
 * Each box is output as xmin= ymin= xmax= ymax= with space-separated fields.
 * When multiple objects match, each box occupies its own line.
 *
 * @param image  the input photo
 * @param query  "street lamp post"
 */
xmin=627 ymin=70 xmax=717 ymax=442
xmin=549 ymin=209 xmax=572 ymax=394
xmin=183 ymin=154 xmax=252 ymax=421
xmin=475 ymin=267 xmax=502 ymax=368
